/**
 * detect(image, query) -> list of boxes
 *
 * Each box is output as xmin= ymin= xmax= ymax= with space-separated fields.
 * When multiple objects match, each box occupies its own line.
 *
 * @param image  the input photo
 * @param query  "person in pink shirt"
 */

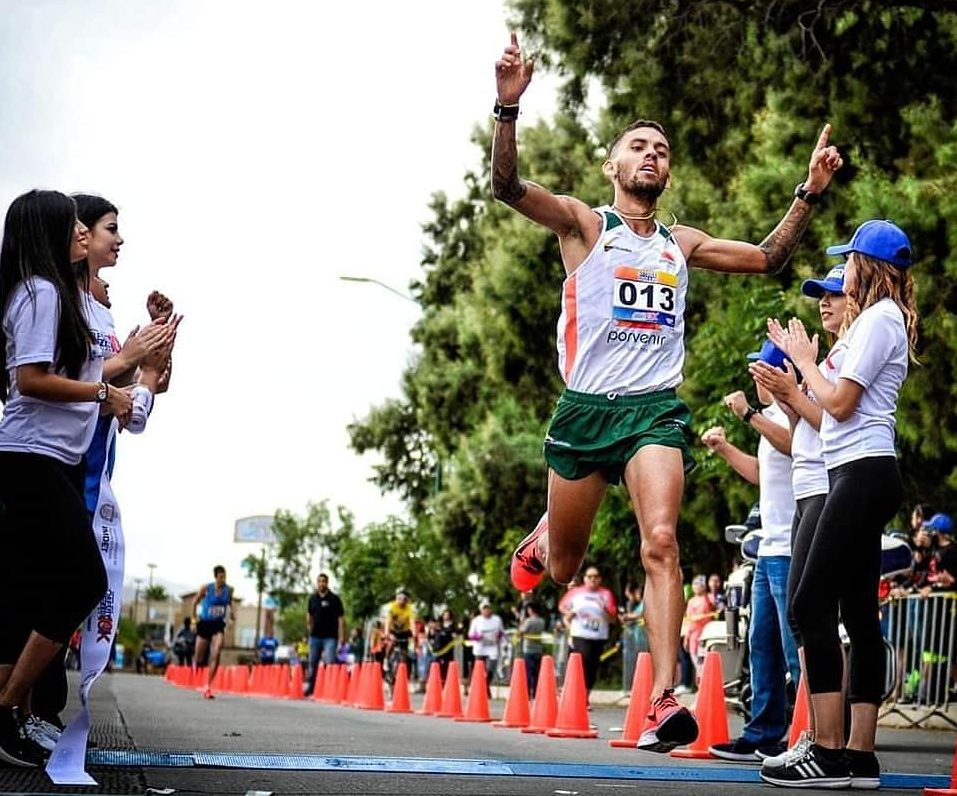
xmin=559 ymin=566 xmax=618 ymax=702
xmin=683 ymin=575 xmax=716 ymax=678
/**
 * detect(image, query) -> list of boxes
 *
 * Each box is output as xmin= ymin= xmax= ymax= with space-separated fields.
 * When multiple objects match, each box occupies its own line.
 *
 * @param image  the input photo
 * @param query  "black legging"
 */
xmin=0 ymin=452 xmax=107 ymax=663
xmin=790 ymin=457 xmax=902 ymax=705
xmin=570 ymin=636 xmax=604 ymax=691
xmin=787 ymin=494 xmax=827 ymax=645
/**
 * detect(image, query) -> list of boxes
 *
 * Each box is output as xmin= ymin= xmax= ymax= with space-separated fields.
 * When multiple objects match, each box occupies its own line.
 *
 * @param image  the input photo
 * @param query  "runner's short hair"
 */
xmin=607 ymin=120 xmax=670 ymax=158
xmin=213 ymin=565 xmax=225 ymax=577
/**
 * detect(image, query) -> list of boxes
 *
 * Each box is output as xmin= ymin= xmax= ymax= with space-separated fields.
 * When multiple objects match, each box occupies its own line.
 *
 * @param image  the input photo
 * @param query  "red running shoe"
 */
xmin=510 ymin=512 xmax=548 ymax=592
xmin=202 ymin=686 xmax=215 ymax=700
xmin=635 ymin=689 xmax=698 ymax=753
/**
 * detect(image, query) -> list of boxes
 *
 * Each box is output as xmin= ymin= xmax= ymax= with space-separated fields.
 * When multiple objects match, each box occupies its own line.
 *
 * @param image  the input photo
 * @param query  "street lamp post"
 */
xmin=339 ymin=276 xmax=416 ymax=303
xmin=132 ymin=578 xmax=143 ymax=623
xmin=145 ymin=563 xmax=157 ymax=626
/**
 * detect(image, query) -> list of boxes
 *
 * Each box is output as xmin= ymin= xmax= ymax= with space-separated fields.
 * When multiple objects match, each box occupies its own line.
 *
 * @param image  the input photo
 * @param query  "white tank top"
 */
xmin=557 ymin=207 xmax=688 ymax=394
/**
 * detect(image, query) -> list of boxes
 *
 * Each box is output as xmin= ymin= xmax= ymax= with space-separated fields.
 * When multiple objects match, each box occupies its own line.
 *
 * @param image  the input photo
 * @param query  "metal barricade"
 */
xmin=881 ymin=592 xmax=957 ymax=729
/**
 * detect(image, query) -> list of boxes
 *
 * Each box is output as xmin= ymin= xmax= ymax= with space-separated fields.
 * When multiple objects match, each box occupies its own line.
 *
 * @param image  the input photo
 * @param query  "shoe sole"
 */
xmin=636 ymin=709 xmax=699 ymax=753
xmin=510 ymin=516 xmax=548 ymax=591
xmin=759 ymin=772 xmax=851 ymax=788
xmin=850 ymin=776 xmax=881 ymax=789
xmin=710 ymin=749 xmax=759 ymax=762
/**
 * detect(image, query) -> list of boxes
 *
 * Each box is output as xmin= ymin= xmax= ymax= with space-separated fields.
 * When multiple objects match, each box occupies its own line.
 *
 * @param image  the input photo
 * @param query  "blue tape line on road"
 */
xmin=85 ymin=750 xmax=951 ymax=789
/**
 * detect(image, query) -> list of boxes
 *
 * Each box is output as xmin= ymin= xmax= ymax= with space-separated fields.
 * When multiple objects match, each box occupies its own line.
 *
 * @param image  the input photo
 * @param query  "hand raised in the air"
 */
xmin=495 ymin=32 xmax=534 ymax=105
xmin=805 ymin=123 xmax=844 ymax=194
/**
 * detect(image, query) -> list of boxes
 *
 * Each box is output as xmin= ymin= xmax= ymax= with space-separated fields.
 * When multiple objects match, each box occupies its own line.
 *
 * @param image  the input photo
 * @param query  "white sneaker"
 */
xmin=672 ymin=684 xmax=693 ymax=696
xmin=760 ymin=730 xmax=813 ymax=768
xmin=22 ymin=716 xmax=57 ymax=753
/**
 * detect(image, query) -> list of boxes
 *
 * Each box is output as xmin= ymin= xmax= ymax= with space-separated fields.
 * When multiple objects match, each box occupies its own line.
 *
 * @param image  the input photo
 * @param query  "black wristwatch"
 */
xmin=793 ymin=182 xmax=822 ymax=205
xmin=94 ymin=382 xmax=109 ymax=403
xmin=493 ymin=100 xmax=520 ymax=122
xmin=742 ymin=405 xmax=762 ymax=424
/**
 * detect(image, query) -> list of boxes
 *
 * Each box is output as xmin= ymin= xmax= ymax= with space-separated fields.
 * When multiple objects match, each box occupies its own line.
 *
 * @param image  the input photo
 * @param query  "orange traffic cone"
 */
xmin=493 ymin=658 xmax=530 ymax=728
xmin=288 ymin=663 xmax=304 ymax=699
xmin=547 ymin=652 xmax=597 ymax=738
xmin=925 ymin=733 xmax=957 ymax=795
xmin=417 ymin=662 xmax=443 ymax=715
xmin=610 ymin=651 xmax=653 ymax=747
xmin=522 ymin=654 xmax=558 ymax=734
xmin=436 ymin=660 xmax=464 ymax=718
xmin=387 ymin=662 xmax=413 ymax=713
xmin=359 ymin=662 xmax=385 ymax=710
xmin=310 ymin=664 xmax=324 ymax=701
xmin=335 ymin=664 xmax=350 ymax=703
xmin=346 ymin=664 xmax=361 ymax=706
xmin=788 ymin=675 xmax=811 ymax=749
xmin=671 ymin=650 xmax=728 ymax=758
xmin=787 ymin=674 xmax=811 ymax=747
xmin=235 ymin=665 xmax=249 ymax=695
xmin=456 ymin=659 xmax=493 ymax=722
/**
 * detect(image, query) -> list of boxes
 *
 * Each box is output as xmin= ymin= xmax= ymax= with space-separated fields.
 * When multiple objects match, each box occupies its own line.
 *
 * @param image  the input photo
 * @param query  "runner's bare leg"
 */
xmin=623 ymin=445 xmax=685 ymax=695
xmin=546 ymin=469 xmax=607 ymax=584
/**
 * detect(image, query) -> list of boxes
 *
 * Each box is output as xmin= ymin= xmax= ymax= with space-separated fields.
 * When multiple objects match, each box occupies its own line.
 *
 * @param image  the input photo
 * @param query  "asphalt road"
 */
xmin=0 ymin=671 xmax=953 ymax=795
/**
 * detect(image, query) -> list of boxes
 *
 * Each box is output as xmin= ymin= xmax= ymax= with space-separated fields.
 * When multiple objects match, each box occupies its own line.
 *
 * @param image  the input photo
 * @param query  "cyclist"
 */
xmin=383 ymin=589 xmax=415 ymax=678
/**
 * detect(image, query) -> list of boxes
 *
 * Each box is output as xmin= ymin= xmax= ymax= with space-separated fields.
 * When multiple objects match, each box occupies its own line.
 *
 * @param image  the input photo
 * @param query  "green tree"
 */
xmin=347 ymin=1 xmax=957 ymax=593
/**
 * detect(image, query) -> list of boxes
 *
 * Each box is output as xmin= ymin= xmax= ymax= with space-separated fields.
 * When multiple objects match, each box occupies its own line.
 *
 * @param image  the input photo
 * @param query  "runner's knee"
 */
xmin=639 ymin=526 xmax=679 ymax=571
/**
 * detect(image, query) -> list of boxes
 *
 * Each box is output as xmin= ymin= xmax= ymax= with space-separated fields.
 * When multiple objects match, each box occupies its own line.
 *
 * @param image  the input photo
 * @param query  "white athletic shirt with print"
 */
xmin=821 ymin=299 xmax=907 ymax=469
xmin=756 ymin=402 xmax=796 ymax=557
xmin=467 ymin=613 xmax=505 ymax=660
xmin=0 ymin=278 xmax=104 ymax=465
xmin=557 ymin=208 xmax=688 ymax=394
xmin=83 ymin=294 xmax=155 ymax=433
xmin=790 ymin=341 xmax=848 ymax=499
xmin=559 ymin=585 xmax=618 ymax=640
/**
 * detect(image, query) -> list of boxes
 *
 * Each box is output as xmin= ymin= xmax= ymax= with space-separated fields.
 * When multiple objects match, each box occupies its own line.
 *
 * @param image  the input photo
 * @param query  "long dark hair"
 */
xmin=0 ymin=190 xmax=93 ymax=401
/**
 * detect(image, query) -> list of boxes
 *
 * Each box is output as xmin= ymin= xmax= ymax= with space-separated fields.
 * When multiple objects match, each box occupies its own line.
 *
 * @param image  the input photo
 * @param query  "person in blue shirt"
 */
xmin=257 ymin=634 xmax=279 ymax=665
xmin=192 ymin=566 xmax=233 ymax=699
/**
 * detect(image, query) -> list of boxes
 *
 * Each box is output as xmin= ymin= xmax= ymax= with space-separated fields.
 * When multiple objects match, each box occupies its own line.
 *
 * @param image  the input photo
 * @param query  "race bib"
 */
xmin=612 ymin=266 xmax=677 ymax=331
xmin=208 ymin=605 xmax=225 ymax=618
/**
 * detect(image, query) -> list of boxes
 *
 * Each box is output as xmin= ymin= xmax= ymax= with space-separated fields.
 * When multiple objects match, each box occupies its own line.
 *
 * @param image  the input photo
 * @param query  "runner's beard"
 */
xmin=623 ymin=176 xmax=667 ymax=203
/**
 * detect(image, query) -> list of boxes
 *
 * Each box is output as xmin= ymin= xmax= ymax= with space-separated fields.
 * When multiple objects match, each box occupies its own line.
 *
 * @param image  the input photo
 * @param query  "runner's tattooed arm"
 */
xmin=490 ymin=122 xmax=527 ymax=206
xmin=758 ymin=199 xmax=815 ymax=274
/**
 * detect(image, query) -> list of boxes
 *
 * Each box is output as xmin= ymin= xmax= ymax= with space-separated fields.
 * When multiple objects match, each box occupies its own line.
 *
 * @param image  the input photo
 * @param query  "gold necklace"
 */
xmin=612 ymin=204 xmax=657 ymax=221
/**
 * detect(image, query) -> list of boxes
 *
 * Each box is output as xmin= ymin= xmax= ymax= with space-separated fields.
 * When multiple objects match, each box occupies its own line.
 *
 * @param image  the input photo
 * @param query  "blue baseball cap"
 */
xmin=801 ymin=264 xmax=846 ymax=298
xmin=825 ymin=220 xmax=912 ymax=269
xmin=746 ymin=340 xmax=790 ymax=371
xmin=922 ymin=513 xmax=953 ymax=535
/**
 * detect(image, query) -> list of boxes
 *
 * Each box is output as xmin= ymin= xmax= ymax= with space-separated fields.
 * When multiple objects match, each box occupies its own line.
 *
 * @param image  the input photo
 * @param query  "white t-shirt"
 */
xmin=559 ymin=585 xmax=618 ymax=640
xmin=757 ymin=402 xmax=796 ymax=557
xmin=0 ymin=278 xmax=104 ymax=465
xmin=467 ymin=613 xmax=504 ymax=659
xmin=790 ymin=341 xmax=848 ymax=499
xmin=821 ymin=299 xmax=907 ymax=468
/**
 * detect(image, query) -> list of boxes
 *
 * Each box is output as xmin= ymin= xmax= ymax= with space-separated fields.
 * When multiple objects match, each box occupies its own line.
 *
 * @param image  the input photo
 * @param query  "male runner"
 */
xmin=192 ymin=566 xmax=233 ymax=699
xmin=492 ymin=33 xmax=842 ymax=752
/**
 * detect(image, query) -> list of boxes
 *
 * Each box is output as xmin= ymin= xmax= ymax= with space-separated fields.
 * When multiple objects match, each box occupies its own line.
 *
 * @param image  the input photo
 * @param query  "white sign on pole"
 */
xmin=234 ymin=515 xmax=277 ymax=544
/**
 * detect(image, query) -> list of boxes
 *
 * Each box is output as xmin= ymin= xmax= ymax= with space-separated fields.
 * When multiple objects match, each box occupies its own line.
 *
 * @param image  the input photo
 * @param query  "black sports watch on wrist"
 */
xmin=793 ymin=182 xmax=822 ymax=205
xmin=94 ymin=382 xmax=109 ymax=403
xmin=742 ymin=405 xmax=762 ymax=424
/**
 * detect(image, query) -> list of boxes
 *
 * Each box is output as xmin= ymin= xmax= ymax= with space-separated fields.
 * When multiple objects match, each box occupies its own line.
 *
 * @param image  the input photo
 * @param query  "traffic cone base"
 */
xmin=610 ymin=652 xmax=653 ymax=748
xmin=670 ymin=650 xmax=728 ymax=759
xmin=546 ymin=652 xmax=597 ymax=739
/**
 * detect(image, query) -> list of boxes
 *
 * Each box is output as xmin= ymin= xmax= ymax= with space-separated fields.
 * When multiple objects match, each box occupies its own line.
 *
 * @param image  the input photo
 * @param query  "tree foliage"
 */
xmin=344 ymin=0 xmax=957 ymax=602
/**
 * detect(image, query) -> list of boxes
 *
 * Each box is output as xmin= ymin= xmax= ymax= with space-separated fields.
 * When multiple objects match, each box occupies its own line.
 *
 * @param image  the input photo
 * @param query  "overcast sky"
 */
xmin=0 ymin=1 xmax=559 ymax=604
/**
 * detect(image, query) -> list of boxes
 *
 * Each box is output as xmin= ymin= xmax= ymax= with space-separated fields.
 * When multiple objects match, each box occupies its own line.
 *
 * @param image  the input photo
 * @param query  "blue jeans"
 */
xmin=743 ymin=555 xmax=801 ymax=746
xmin=307 ymin=637 xmax=338 ymax=692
